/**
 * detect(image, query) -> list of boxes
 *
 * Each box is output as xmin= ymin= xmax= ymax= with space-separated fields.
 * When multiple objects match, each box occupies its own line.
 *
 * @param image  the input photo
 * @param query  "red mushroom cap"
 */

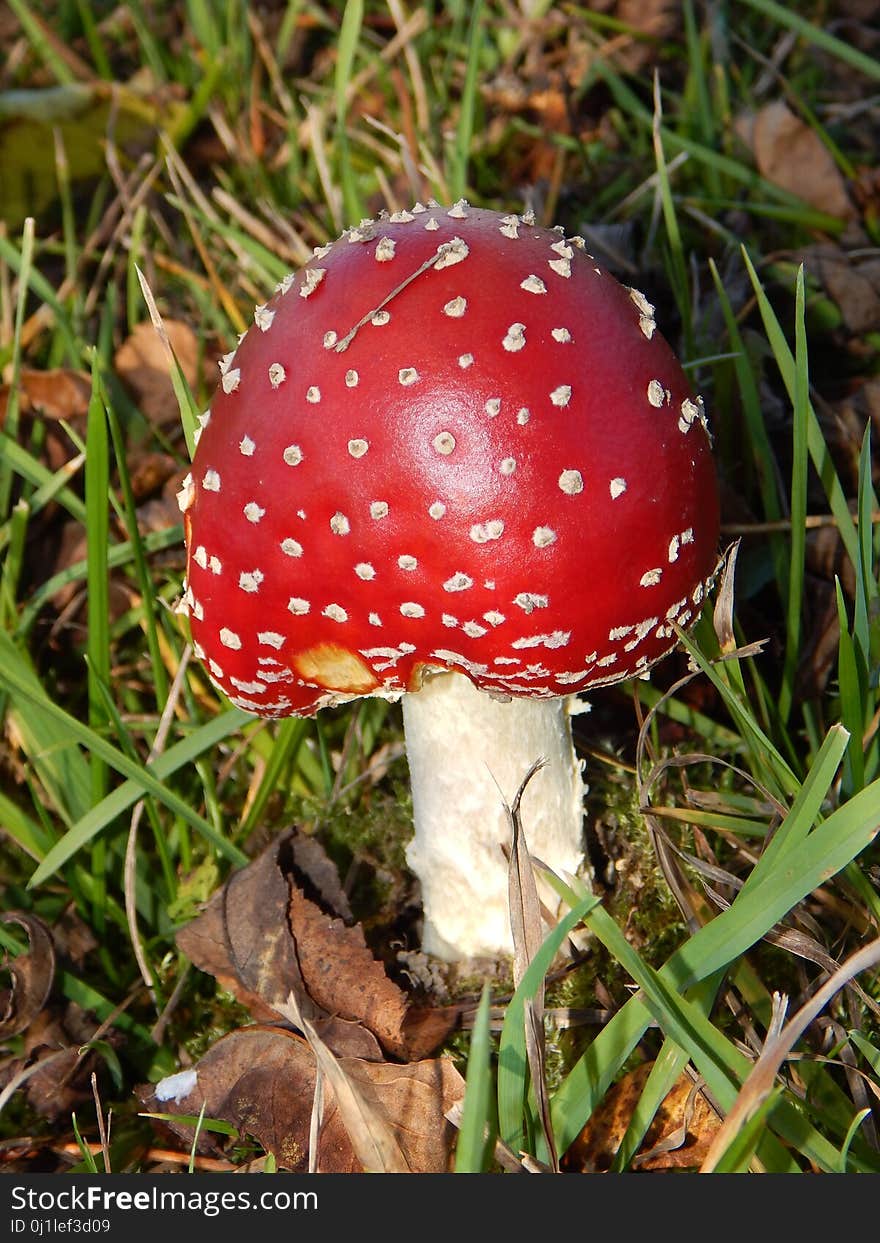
xmin=180 ymin=203 xmax=720 ymax=717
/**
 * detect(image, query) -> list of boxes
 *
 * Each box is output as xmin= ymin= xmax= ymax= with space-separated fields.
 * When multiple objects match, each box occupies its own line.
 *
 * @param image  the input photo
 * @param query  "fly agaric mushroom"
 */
xmin=179 ymin=202 xmax=719 ymax=961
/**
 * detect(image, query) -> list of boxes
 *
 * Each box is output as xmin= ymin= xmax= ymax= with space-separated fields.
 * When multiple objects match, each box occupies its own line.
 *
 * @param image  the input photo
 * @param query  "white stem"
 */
xmin=402 ymin=671 xmax=587 ymax=960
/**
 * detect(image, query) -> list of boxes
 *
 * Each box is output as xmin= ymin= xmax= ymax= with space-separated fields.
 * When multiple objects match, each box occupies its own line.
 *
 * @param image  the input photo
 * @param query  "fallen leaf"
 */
xmin=288 ymin=885 xmax=457 ymax=1061
xmin=336 ymin=1055 xmax=464 ymax=1173
xmin=47 ymin=520 xmax=134 ymax=621
xmin=836 ymin=0 xmax=880 ymax=20
xmin=12 ymin=1013 xmax=85 ymax=1123
xmin=139 ymin=1025 xmax=464 ymax=1173
xmin=288 ymin=886 xmax=409 ymax=1050
xmin=177 ymin=831 xmax=458 ymax=1060
xmin=177 ymin=854 xmax=383 ymax=1055
xmin=481 ymin=72 xmax=569 ymax=132
xmin=0 ymin=369 xmax=91 ymax=424
xmin=815 ymin=251 xmax=880 ymax=335
xmin=0 ymin=999 xmax=121 ymax=1123
xmin=0 ymin=81 xmax=185 ymax=229
xmin=115 ymin=319 xmax=201 ymax=428
xmin=0 ymin=368 xmax=92 ymax=476
xmin=142 ymin=1027 xmax=318 ymax=1169
xmin=615 ymin=0 xmax=681 ymax=64
xmin=580 ymin=0 xmax=681 ymax=73
xmin=128 ymin=451 xmax=180 ymax=503
xmin=632 ymin=1075 xmax=721 ymax=1170
xmin=739 ymin=100 xmax=854 ymax=220
xmin=51 ymin=906 xmax=98 ymax=966
xmin=289 ymin=832 xmax=353 ymax=922
xmin=280 ymin=991 xmax=409 ymax=1173
xmin=176 ymin=834 xmax=310 ymax=1023
xmin=136 ymin=488 xmax=187 ymax=538
xmin=563 ymin=1061 xmax=721 ymax=1172
xmin=0 ymin=912 xmax=55 ymax=1038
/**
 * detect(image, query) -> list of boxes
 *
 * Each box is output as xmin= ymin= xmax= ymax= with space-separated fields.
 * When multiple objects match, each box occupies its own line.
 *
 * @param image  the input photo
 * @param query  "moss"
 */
xmin=590 ymin=768 xmax=689 ymax=970
xmin=176 ymin=986 xmax=252 ymax=1065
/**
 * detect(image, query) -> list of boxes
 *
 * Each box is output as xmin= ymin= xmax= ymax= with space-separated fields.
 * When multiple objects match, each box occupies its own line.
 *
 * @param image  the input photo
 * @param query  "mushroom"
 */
xmin=179 ymin=202 xmax=720 ymax=961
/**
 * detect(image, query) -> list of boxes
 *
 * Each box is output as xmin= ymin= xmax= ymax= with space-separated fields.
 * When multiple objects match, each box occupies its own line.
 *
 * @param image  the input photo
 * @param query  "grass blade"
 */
xmin=85 ymin=353 xmax=111 ymax=790
xmin=448 ymin=0 xmax=485 ymax=202
xmin=334 ymin=0 xmax=365 ymax=224
xmin=741 ymin=248 xmax=859 ymax=571
xmin=836 ymin=584 xmax=866 ymax=796
xmin=0 ymin=628 xmax=92 ymax=825
xmin=651 ymin=74 xmax=692 ymax=350
xmin=0 ymin=217 xmax=35 ymax=520
xmin=28 ymin=707 xmax=252 ymax=885
xmin=553 ymin=769 xmax=880 ymax=1156
xmin=454 ymin=983 xmax=493 ymax=1173
xmin=778 ymin=266 xmax=808 ymax=724
xmin=84 ymin=349 xmax=111 ymax=930
xmin=738 ymin=0 xmax=880 ymax=83
xmin=498 ymin=895 xmax=597 ymax=1154
xmin=135 ymin=265 xmax=200 ymax=457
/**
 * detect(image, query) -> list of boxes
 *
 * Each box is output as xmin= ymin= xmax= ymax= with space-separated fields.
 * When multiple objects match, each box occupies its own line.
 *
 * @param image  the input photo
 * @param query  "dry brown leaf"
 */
xmin=115 ymin=319 xmax=201 ymax=428
xmin=836 ymin=0 xmax=880 ymax=20
xmin=0 ymin=369 xmax=91 ymax=424
xmin=739 ymin=100 xmax=854 ymax=220
xmin=0 ymin=369 xmax=92 ymax=478
xmin=287 ymin=886 xmax=409 ymax=1050
xmin=48 ymin=520 xmax=135 ymax=620
xmin=834 ymin=376 xmax=880 ymax=458
xmin=176 ymin=831 xmax=457 ymax=1060
xmin=139 ymin=1025 xmax=464 ymax=1173
xmin=51 ymin=906 xmax=98 ymax=966
xmin=583 ymin=0 xmax=681 ymax=73
xmin=289 ymin=832 xmax=353 ymax=922
xmin=0 ymin=914 xmax=120 ymax=1124
xmin=176 ymin=834 xmax=310 ymax=1023
xmin=815 ymin=252 xmax=880 ymax=335
xmin=140 ymin=1026 xmax=322 ymax=1170
xmin=280 ymin=992 xmax=410 ymax=1173
xmin=616 ymin=0 xmax=680 ymax=56
xmin=311 ymin=1017 xmax=385 ymax=1061
xmin=136 ymin=491 xmax=188 ymax=538
xmin=0 ymin=1001 xmax=119 ymax=1123
xmin=481 ymin=72 xmax=569 ymax=132
xmin=288 ymin=884 xmax=457 ymax=1060
xmin=336 ymin=1056 xmax=464 ymax=1173
xmin=128 ymin=451 xmax=180 ymax=502
xmin=563 ymin=1061 xmax=721 ymax=1171
xmin=0 ymin=912 xmax=55 ymax=1038
xmin=11 ymin=1013 xmax=83 ymax=1122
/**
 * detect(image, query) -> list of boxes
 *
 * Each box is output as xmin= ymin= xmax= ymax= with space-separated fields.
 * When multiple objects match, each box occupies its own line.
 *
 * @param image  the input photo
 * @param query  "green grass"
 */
xmin=1 ymin=0 xmax=879 ymax=1174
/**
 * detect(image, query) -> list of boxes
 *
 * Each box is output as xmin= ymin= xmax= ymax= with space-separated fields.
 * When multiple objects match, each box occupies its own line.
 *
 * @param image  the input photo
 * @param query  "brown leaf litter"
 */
xmin=563 ymin=1060 xmax=721 ymax=1172
xmin=0 ymin=910 xmax=121 ymax=1123
xmin=139 ymin=1025 xmax=464 ymax=1173
xmin=160 ymin=830 xmax=464 ymax=1170
xmin=736 ymin=99 xmax=855 ymax=221
xmin=114 ymin=318 xmax=203 ymax=430
xmin=0 ymin=913 xmax=55 ymax=1039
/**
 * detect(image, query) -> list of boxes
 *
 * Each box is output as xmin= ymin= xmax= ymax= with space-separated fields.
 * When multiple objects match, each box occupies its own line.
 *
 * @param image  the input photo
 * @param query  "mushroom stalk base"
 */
xmin=402 ymin=671 xmax=587 ymax=961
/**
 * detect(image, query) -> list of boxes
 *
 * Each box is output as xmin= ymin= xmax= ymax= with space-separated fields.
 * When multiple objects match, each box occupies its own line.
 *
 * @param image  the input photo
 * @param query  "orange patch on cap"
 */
xmin=292 ymin=643 xmax=379 ymax=694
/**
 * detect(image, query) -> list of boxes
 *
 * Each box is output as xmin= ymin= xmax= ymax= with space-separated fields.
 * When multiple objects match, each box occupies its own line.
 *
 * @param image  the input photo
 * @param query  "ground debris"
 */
xmin=139 ymin=1024 xmax=464 ymax=1173
xmin=737 ymin=99 xmax=855 ymax=220
xmin=115 ymin=319 xmax=204 ymax=430
xmin=0 ymin=913 xmax=55 ymax=1039
xmin=0 ymin=914 xmax=120 ymax=1124
xmin=563 ymin=1060 xmax=721 ymax=1172
xmin=164 ymin=830 xmax=465 ymax=1168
